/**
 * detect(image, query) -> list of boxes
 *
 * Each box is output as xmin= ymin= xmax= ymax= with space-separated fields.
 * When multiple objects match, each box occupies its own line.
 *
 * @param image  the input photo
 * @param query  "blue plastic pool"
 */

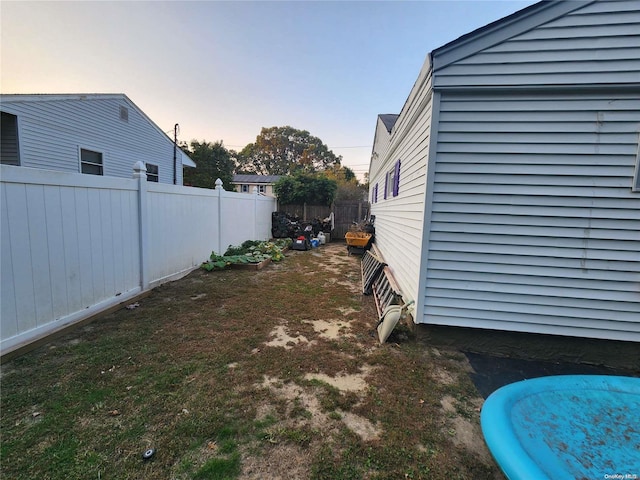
xmin=481 ymin=375 xmax=640 ymax=480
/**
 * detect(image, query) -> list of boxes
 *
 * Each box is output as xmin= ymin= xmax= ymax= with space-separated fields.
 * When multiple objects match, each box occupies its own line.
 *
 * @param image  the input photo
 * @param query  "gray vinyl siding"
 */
xmin=423 ymin=92 xmax=640 ymax=341
xmin=0 ymin=96 xmax=184 ymax=184
xmin=435 ymin=0 xmax=640 ymax=89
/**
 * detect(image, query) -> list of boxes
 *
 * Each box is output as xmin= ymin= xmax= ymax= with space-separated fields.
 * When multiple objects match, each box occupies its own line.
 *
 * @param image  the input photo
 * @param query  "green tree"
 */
xmin=238 ymin=126 xmax=342 ymax=175
xmin=183 ymin=140 xmax=235 ymax=189
xmin=340 ymin=166 xmax=356 ymax=183
xmin=324 ymin=164 xmax=358 ymax=185
xmin=274 ymin=173 xmax=337 ymax=206
xmin=334 ymin=182 xmax=368 ymax=202
xmin=323 ymin=164 xmax=366 ymax=201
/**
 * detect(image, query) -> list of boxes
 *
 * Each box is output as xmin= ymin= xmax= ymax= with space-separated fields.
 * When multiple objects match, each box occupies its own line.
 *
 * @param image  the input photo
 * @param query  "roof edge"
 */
xmin=0 ymin=93 xmax=128 ymax=102
xmin=432 ymin=0 xmax=595 ymax=71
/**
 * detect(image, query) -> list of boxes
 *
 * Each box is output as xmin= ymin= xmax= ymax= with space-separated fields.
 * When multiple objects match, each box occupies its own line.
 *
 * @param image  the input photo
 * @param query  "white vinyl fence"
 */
xmin=1 ymin=163 xmax=276 ymax=354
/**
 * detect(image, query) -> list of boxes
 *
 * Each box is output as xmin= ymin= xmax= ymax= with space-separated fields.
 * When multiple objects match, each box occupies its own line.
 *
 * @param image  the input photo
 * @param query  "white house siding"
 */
xmin=369 ymin=63 xmax=434 ymax=306
xmin=234 ymin=183 xmax=277 ymax=197
xmin=370 ymin=117 xmax=394 ymax=176
xmin=424 ymin=90 xmax=640 ymax=341
xmin=434 ymin=0 xmax=640 ymax=89
xmin=1 ymin=95 xmax=187 ymax=184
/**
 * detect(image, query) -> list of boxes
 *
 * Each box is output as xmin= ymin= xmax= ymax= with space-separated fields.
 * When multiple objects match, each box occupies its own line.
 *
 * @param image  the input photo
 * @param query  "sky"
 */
xmin=1 ymin=0 xmax=537 ymax=180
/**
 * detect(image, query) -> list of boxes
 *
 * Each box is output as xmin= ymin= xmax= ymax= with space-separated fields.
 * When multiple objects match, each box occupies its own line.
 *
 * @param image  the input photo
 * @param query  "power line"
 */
xmin=330 ymin=145 xmax=372 ymax=149
xmin=222 ymin=144 xmax=372 ymax=149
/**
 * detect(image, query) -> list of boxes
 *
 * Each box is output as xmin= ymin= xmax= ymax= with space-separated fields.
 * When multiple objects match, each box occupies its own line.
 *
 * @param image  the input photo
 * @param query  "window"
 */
xmin=80 ymin=148 xmax=103 ymax=175
xmin=392 ymin=159 xmax=401 ymax=197
xmin=119 ymin=106 xmax=129 ymax=122
xmin=241 ymin=184 xmax=249 ymax=193
xmin=383 ymin=173 xmax=388 ymax=200
xmin=258 ymin=185 xmax=266 ymax=194
xmin=1 ymin=112 xmax=20 ymax=165
xmin=382 ymin=160 xmax=401 ymax=200
xmin=385 ymin=168 xmax=395 ymax=199
xmin=146 ymin=163 xmax=159 ymax=182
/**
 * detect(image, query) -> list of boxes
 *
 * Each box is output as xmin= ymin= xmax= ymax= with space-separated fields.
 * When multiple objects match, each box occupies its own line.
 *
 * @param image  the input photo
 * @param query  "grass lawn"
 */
xmin=1 ymin=242 xmax=501 ymax=479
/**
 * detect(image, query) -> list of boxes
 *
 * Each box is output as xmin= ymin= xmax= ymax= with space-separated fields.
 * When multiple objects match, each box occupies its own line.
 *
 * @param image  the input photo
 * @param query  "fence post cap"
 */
xmin=252 ymin=186 xmax=258 ymax=194
xmin=214 ymin=178 xmax=224 ymax=190
xmin=133 ymin=161 xmax=147 ymax=179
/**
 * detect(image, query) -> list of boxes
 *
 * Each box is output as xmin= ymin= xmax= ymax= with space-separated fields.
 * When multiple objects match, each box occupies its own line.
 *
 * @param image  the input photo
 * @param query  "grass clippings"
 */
xmin=0 ymin=242 xmax=500 ymax=479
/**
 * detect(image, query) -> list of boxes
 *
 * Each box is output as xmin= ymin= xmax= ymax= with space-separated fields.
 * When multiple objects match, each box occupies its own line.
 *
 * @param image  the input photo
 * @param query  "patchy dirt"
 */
xmin=259 ymin=375 xmax=324 ymax=420
xmin=304 ymin=366 xmax=373 ymax=393
xmin=339 ymin=410 xmax=381 ymax=441
xmin=303 ymin=318 xmax=355 ymax=340
xmin=265 ymin=324 xmax=312 ymax=349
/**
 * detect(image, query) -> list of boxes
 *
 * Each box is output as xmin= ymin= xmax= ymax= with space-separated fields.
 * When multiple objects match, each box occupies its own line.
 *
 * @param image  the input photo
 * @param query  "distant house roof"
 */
xmin=232 ymin=174 xmax=283 ymax=184
xmin=379 ymin=114 xmax=399 ymax=133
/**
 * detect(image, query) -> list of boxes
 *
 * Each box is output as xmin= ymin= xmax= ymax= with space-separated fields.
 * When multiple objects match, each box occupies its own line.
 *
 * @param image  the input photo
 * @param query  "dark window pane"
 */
xmin=81 ymin=162 xmax=103 ymax=175
xmin=80 ymin=148 xmax=103 ymax=175
xmin=145 ymin=163 xmax=159 ymax=182
xmin=1 ymin=112 xmax=20 ymax=165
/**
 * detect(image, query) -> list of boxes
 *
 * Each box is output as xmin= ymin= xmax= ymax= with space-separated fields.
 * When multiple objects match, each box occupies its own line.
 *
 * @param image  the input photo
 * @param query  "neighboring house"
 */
xmin=232 ymin=174 xmax=282 ymax=197
xmin=369 ymin=0 xmax=640 ymax=342
xmin=0 ymin=94 xmax=195 ymax=184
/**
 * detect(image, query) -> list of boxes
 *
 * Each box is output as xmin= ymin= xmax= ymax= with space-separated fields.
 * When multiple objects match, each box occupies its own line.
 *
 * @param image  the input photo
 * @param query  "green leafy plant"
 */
xmin=274 ymin=238 xmax=293 ymax=250
xmin=224 ymin=240 xmax=262 ymax=256
xmin=202 ymin=240 xmax=289 ymax=271
xmin=202 ymin=253 xmax=231 ymax=271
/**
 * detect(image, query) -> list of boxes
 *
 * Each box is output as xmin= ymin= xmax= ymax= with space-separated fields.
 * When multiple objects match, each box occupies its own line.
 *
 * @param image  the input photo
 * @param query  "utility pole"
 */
xmin=173 ymin=123 xmax=179 ymax=185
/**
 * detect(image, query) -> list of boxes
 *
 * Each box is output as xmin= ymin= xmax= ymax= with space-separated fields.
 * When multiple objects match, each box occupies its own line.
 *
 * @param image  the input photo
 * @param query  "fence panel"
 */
xmin=1 ymin=165 xmax=277 ymax=355
xmin=220 ymin=190 xmax=256 ymax=252
xmin=333 ymin=202 xmax=370 ymax=239
xmin=277 ymin=204 xmax=331 ymax=221
xmin=256 ymin=195 xmax=276 ymax=242
xmin=1 ymin=166 xmax=141 ymax=353
xmin=147 ymin=184 xmax=219 ymax=285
